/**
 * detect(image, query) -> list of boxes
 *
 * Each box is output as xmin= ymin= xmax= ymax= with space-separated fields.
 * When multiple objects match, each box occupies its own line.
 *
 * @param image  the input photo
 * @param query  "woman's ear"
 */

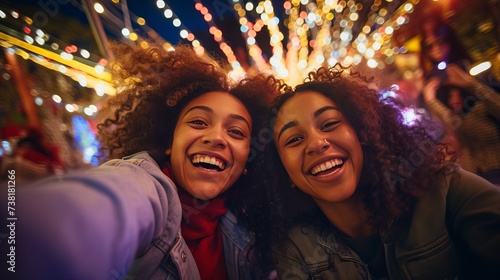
xmin=165 ymin=137 xmax=174 ymax=156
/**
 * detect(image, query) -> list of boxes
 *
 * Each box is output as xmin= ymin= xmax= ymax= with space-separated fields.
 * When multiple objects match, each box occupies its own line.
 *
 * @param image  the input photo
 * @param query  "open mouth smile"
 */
xmin=191 ymin=154 xmax=226 ymax=172
xmin=310 ymin=158 xmax=345 ymax=176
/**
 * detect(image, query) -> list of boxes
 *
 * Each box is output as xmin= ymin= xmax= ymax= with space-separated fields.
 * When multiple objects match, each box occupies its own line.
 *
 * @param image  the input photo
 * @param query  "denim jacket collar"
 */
xmin=220 ymin=210 xmax=254 ymax=251
xmin=316 ymin=223 xmax=371 ymax=270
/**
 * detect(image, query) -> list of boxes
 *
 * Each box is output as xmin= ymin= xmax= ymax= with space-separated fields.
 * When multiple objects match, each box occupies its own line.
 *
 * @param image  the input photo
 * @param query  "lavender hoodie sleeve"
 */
xmin=1 ymin=152 xmax=181 ymax=280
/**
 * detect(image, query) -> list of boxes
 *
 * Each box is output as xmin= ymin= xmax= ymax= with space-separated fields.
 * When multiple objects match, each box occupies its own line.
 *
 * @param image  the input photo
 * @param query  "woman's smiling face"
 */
xmin=274 ymin=91 xmax=364 ymax=205
xmin=424 ymin=35 xmax=450 ymax=63
xmin=169 ymin=91 xmax=252 ymax=200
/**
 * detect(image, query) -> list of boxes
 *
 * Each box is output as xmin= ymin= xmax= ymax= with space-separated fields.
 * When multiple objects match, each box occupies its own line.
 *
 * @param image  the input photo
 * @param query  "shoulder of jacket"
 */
xmin=287 ymin=224 xmax=324 ymax=247
xmin=220 ymin=210 xmax=255 ymax=251
xmin=102 ymin=151 xmax=159 ymax=168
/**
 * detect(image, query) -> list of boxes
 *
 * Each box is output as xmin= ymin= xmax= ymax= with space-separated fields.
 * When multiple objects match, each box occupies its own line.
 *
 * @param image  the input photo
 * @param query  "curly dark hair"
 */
xmin=249 ymin=66 xmax=450 ymax=253
xmin=98 ymin=43 xmax=229 ymax=163
xmin=225 ymin=73 xmax=290 ymax=213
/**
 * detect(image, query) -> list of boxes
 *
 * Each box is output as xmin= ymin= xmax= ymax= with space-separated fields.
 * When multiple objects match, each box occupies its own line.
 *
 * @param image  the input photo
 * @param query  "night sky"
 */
xmin=6 ymin=0 xmax=280 ymax=61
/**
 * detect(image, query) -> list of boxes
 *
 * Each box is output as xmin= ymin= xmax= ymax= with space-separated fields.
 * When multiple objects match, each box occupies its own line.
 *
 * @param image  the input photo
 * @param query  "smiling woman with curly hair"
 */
xmin=97 ymin=44 xmax=231 ymax=162
xmin=6 ymin=42 xmax=285 ymax=280
xmin=249 ymin=66 xmax=500 ymax=279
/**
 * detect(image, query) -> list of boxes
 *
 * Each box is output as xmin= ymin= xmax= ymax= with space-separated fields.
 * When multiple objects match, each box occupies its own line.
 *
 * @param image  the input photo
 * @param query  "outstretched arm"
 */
xmin=422 ymin=77 xmax=457 ymax=130
xmin=1 ymin=153 xmax=177 ymax=280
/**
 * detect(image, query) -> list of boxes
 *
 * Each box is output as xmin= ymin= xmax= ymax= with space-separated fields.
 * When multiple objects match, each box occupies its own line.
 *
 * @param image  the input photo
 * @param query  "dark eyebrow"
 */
xmin=184 ymin=105 xmax=212 ymax=116
xmin=184 ymin=106 xmax=251 ymax=129
xmin=229 ymin=114 xmax=251 ymax=130
xmin=314 ymin=106 xmax=339 ymax=118
xmin=278 ymin=106 xmax=339 ymax=140
xmin=277 ymin=121 xmax=298 ymax=141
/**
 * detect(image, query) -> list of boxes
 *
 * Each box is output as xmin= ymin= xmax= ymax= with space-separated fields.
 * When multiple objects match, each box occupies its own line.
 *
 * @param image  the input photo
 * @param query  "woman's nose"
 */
xmin=306 ymin=137 xmax=330 ymax=155
xmin=201 ymin=127 xmax=227 ymax=148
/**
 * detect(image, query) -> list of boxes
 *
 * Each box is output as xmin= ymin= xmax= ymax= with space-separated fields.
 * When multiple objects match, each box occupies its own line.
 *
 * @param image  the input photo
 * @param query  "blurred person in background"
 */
xmin=419 ymin=18 xmax=500 ymax=185
xmin=0 ymin=126 xmax=63 ymax=182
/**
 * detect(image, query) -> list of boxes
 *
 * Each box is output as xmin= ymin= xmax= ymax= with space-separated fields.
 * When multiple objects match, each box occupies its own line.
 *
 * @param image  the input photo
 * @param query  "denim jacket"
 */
xmin=8 ymin=152 xmax=264 ymax=280
xmin=125 ymin=153 xmax=268 ymax=280
xmin=129 ymin=198 xmax=266 ymax=280
xmin=273 ymin=168 xmax=500 ymax=279
xmin=222 ymin=210 xmax=278 ymax=280
xmin=117 ymin=152 xmax=199 ymax=280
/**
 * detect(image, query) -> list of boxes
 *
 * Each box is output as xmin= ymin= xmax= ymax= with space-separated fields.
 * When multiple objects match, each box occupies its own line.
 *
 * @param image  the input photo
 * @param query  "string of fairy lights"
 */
xmin=152 ymin=0 xmax=418 ymax=86
xmin=276 ymin=0 xmax=417 ymax=85
xmin=0 ymin=8 xmax=114 ymax=118
xmin=230 ymin=0 xmax=271 ymax=74
xmin=192 ymin=0 xmax=243 ymax=73
xmin=1 ymin=0 xmax=421 ymax=118
xmin=154 ymin=0 xmax=200 ymax=52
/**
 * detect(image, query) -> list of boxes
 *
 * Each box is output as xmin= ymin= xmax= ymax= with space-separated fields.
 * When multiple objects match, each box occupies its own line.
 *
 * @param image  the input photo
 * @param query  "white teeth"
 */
xmin=311 ymin=158 xmax=344 ymax=175
xmin=192 ymin=154 xmax=225 ymax=170
xmin=320 ymin=164 xmax=327 ymax=171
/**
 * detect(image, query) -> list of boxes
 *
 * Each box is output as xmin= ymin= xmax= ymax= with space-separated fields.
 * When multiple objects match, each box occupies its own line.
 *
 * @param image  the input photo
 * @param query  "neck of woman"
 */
xmin=315 ymin=195 xmax=373 ymax=238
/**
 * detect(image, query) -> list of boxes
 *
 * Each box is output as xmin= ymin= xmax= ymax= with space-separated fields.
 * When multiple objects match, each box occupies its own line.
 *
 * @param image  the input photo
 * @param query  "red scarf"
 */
xmin=162 ymin=166 xmax=228 ymax=280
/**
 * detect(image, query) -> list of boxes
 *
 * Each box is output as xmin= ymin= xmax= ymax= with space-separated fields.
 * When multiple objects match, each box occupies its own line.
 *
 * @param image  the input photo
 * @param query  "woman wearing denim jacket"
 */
xmin=250 ymin=66 xmax=500 ymax=279
xmin=2 ymin=43 xmax=282 ymax=279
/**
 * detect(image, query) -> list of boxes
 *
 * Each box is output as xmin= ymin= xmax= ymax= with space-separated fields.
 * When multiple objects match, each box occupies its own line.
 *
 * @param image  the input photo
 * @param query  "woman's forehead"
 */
xmin=183 ymin=91 xmax=251 ymax=123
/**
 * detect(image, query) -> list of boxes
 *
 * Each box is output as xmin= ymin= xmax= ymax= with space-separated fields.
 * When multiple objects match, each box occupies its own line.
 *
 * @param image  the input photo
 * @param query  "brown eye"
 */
xmin=188 ymin=120 xmax=207 ymax=126
xmin=321 ymin=121 xmax=339 ymax=130
xmin=228 ymin=129 xmax=246 ymax=138
xmin=285 ymin=136 xmax=303 ymax=146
